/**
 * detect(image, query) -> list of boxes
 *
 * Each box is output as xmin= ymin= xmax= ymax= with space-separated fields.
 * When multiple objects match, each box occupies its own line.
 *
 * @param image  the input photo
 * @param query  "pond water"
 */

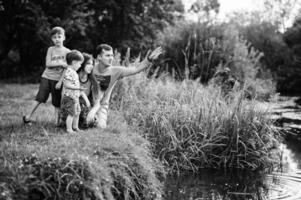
xmin=164 ymin=97 xmax=301 ymax=200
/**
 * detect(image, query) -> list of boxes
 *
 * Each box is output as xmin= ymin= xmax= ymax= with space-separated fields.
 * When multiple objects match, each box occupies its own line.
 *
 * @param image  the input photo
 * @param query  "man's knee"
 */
xmin=96 ymin=120 xmax=107 ymax=129
xmin=95 ymin=106 xmax=108 ymax=129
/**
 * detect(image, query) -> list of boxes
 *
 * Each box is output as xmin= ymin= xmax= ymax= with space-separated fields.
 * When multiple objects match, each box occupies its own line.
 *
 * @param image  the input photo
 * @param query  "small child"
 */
xmin=61 ymin=50 xmax=87 ymax=133
xmin=23 ymin=26 xmax=70 ymax=125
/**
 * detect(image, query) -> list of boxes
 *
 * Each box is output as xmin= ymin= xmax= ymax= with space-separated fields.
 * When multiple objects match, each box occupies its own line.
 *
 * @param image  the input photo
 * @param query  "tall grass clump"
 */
xmin=156 ymin=20 xmax=225 ymax=82
xmin=156 ymin=21 xmax=277 ymax=101
xmin=0 ymin=84 xmax=164 ymax=200
xmin=117 ymin=74 xmax=280 ymax=173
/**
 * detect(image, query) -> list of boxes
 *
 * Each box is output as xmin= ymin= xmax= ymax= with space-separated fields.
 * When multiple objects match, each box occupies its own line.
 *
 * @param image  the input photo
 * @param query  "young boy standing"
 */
xmin=61 ymin=50 xmax=86 ymax=133
xmin=23 ymin=27 xmax=70 ymax=125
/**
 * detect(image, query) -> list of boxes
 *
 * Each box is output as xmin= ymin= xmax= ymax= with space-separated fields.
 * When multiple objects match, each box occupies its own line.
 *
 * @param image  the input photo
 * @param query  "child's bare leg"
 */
xmin=72 ymin=114 xmax=81 ymax=131
xmin=55 ymin=107 xmax=61 ymax=126
xmin=66 ymin=115 xmax=75 ymax=133
xmin=24 ymin=101 xmax=41 ymax=122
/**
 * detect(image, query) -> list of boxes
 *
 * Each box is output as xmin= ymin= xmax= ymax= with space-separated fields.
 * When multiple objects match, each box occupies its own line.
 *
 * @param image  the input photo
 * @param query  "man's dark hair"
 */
xmin=66 ymin=50 xmax=84 ymax=65
xmin=95 ymin=44 xmax=113 ymax=55
xmin=50 ymin=26 xmax=65 ymax=36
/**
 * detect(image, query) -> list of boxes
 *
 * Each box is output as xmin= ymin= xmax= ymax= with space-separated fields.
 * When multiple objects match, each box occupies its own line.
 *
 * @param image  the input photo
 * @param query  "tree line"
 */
xmin=1 ymin=0 xmax=301 ymax=94
xmin=0 ymin=0 xmax=184 ymax=80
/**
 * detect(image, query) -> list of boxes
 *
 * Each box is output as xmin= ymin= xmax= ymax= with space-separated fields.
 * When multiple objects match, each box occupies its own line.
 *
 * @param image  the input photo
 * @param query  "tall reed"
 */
xmin=117 ymin=74 xmax=280 ymax=173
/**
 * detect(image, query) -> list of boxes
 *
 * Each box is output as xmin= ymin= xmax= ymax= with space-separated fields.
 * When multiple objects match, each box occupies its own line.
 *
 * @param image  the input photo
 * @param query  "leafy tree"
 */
xmin=0 ymin=0 xmax=48 ymax=79
xmin=189 ymin=0 xmax=220 ymax=22
xmin=263 ymin=0 xmax=300 ymax=31
xmin=31 ymin=0 xmax=95 ymax=51
xmin=282 ymin=16 xmax=301 ymax=93
xmin=89 ymin=0 xmax=184 ymax=55
xmin=283 ymin=17 xmax=301 ymax=54
xmin=0 ymin=0 xmax=184 ymax=81
xmin=225 ymin=10 xmax=299 ymax=93
xmin=156 ymin=20 xmax=232 ymax=82
xmin=241 ymin=22 xmax=287 ymax=72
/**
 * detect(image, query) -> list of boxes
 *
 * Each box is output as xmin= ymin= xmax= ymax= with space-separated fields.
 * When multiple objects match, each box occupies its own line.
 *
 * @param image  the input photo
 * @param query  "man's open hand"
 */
xmin=147 ymin=47 xmax=163 ymax=62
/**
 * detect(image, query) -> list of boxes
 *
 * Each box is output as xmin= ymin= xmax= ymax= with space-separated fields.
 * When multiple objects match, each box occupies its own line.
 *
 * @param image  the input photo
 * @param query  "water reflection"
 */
xmin=164 ymin=98 xmax=301 ymax=200
xmin=164 ymin=167 xmax=301 ymax=200
xmin=284 ymin=130 xmax=301 ymax=170
xmin=164 ymin=169 xmax=271 ymax=200
xmin=267 ymin=172 xmax=301 ymax=200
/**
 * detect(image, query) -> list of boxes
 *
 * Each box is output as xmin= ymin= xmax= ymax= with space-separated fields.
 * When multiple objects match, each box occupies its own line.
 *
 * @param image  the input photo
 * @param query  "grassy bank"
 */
xmin=0 ymin=84 xmax=163 ymax=200
xmin=117 ymin=74 xmax=281 ymax=173
xmin=0 ymin=76 xmax=281 ymax=199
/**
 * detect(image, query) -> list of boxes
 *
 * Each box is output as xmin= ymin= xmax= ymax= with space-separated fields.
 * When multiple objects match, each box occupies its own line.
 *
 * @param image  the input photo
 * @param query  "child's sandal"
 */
xmin=55 ymin=122 xmax=64 ymax=128
xmin=23 ymin=116 xmax=32 ymax=125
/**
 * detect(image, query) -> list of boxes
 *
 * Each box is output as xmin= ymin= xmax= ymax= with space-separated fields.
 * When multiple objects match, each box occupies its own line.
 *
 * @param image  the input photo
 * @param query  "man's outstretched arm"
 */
xmin=119 ymin=47 xmax=163 ymax=78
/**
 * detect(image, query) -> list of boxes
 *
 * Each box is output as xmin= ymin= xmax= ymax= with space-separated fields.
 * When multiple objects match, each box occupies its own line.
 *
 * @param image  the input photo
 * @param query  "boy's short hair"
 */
xmin=51 ymin=26 xmax=65 ymax=36
xmin=96 ymin=44 xmax=113 ymax=55
xmin=66 ymin=50 xmax=84 ymax=65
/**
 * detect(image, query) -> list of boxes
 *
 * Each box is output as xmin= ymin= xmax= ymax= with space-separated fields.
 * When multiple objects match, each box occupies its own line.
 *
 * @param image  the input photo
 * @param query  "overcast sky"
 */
xmin=182 ymin=0 xmax=263 ymax=18
xmin=182 ymin=0 xmax=300 ymax=28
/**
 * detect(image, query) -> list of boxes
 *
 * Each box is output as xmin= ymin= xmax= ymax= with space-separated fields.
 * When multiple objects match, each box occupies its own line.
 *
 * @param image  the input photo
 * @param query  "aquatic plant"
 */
xmin=118 ymin=74 xmax=280 ymax=173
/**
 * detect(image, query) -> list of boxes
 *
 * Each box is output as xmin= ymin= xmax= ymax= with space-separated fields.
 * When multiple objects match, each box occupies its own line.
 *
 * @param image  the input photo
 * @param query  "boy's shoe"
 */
xmin=22 ymin=116 xmax=32 ymax=125
xmin=55 ymin=122 xmax=64 ymax=128
xmin=73 ymin=127 xmax=83 ymax=132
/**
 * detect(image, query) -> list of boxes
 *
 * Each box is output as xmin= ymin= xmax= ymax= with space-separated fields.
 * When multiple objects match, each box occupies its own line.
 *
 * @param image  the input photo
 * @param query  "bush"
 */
xmin=156 ymin=21 xmax=277 ymax=100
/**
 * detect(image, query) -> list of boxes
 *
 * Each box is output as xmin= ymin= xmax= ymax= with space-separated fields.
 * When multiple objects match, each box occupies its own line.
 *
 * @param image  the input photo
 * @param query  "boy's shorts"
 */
xmin=61 ymin=96 xmax=81 ymax=117
xmin=35 ymin=77 xmax=62 ymax=107
xmin=60 ymin=97 xmax=96 ymax=128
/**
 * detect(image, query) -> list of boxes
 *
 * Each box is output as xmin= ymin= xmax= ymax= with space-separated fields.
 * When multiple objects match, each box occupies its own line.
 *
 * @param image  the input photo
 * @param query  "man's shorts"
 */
xmin=35 ymin=77 xmax=62 ymax=107
xmin=61 ymin=96 xmax=81 ymax=117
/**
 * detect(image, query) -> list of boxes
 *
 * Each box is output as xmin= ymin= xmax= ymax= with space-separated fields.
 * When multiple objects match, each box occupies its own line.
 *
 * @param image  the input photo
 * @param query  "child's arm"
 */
xmin=55 ymin=69 xmax=66 ymax=89
xmin=80 ymin=92 xmax=91 ymax=107
xmin=63 ymin=81 xmax=83 ymax=91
